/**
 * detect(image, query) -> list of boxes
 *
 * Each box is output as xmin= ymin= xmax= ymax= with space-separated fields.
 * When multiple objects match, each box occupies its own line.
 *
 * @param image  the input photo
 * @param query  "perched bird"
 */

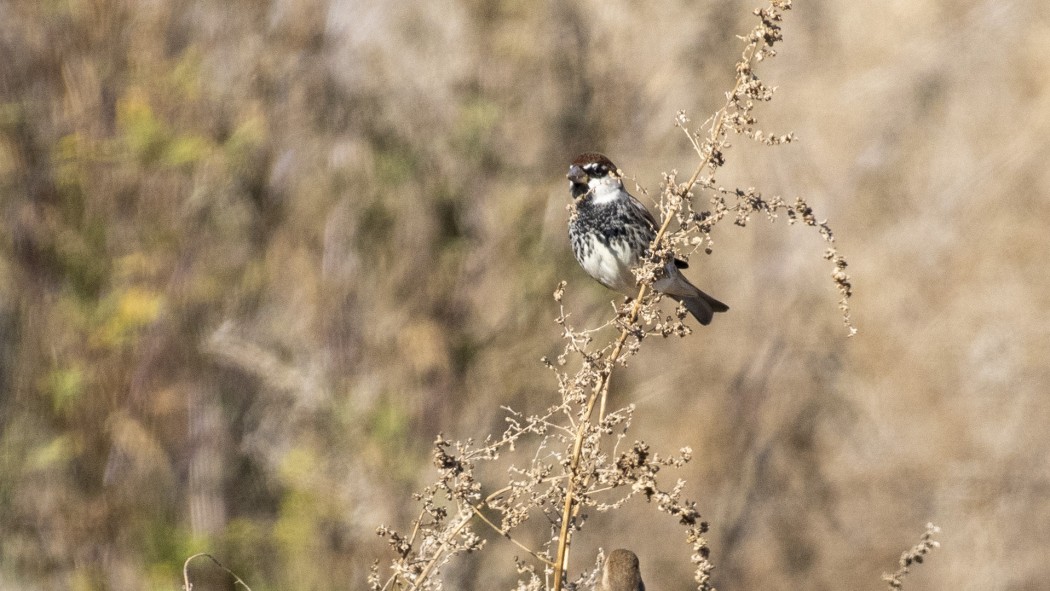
xmin=598 ymin=548 xmax=645 ymax=591
xmin=567 ymin=152 xmax=728 ymax=325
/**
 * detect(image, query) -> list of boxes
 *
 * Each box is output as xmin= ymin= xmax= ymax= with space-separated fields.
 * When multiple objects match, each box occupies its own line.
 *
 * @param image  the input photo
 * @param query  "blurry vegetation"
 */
xmin=0 ymin=0 xmax=1048 ymax=590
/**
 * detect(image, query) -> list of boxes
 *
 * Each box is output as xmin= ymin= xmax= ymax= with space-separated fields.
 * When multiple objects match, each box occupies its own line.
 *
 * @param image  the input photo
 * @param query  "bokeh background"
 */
xmin=2 ymin=0 xmax=1048 ymax=589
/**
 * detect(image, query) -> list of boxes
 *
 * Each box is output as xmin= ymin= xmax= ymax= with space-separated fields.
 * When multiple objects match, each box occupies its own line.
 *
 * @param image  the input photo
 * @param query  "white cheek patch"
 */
xmin=588 ymin=178 xmax=624 ymax=205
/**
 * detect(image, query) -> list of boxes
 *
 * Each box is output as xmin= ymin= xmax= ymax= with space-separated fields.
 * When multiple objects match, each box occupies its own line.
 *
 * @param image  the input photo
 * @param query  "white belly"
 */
xmin=577 ymin=236 xmax=640 ymax=295
xmin=577 ymin=234 xmax=686 ymax=298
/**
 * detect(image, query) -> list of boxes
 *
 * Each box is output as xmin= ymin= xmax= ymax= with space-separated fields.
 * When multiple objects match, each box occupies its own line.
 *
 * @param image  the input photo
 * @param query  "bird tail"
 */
xmin=655 ymin=266 xmax=729 ymax=325
xmin=665 ymin=277 xmax=729 ymax=326
xmin=674 ymin=291 xmax=728 ymax=325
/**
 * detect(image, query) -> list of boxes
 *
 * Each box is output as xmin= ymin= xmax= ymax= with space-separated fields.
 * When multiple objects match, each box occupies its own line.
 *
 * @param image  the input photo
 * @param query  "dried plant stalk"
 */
xmin=373 ymin=3 xmax=857 ymax=591
xmin=882 ymin=523 xmax=941 ymax=590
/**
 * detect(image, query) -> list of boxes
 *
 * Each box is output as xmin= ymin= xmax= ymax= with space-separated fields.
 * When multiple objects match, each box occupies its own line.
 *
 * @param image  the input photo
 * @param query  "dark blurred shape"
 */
xmin=599 ymin=549 xmax=645 ymax=591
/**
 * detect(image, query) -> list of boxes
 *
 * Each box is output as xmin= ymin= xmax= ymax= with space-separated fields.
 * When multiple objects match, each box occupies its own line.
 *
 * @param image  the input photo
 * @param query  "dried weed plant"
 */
xmin=882 ymin=523 xmax=941 ymax=591
xmin=372 ymin=2 xmax=857 ymax=590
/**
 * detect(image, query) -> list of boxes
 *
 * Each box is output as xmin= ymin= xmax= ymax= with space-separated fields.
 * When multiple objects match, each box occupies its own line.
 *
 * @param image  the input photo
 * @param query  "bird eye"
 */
xmin=585 ymin=163 xmax=607 ymax=176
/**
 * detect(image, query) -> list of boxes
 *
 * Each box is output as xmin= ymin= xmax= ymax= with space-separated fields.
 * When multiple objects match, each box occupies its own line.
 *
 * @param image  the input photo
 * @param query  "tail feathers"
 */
xmin=672 ymin=290 xmax=729 ymax=326
xmin=701 ymin=290 xmax=730 ymax=313
xmin=652 ymin=267 xmax=729 ymax=326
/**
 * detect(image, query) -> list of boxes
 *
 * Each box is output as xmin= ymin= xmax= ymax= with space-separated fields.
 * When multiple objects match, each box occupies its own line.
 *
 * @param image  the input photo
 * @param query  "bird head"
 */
xmin=567 ymin=152 xmax=622 ymax=202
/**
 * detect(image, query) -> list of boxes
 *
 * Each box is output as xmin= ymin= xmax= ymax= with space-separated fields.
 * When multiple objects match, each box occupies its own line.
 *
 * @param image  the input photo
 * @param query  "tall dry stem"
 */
xmin=374 ymin=3 xmax=855 ymax=590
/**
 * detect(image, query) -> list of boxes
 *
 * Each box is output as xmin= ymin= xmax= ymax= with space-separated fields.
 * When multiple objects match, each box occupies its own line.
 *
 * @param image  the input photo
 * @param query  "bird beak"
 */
xmin=567 ymin=164 xmax=588 ymax=185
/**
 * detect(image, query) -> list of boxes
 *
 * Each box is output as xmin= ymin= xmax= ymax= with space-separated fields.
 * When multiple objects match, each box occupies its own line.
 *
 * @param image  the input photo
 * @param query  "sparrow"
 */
xmin=598 ymin=549 xmax=645 ymax=591
xmin=567 ymin=152 xmax=728 ymax=325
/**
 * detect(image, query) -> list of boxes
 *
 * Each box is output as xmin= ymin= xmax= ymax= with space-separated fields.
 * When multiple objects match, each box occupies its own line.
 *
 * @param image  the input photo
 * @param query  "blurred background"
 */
xmin=1 ymin=0 xmax=1048 ymax=589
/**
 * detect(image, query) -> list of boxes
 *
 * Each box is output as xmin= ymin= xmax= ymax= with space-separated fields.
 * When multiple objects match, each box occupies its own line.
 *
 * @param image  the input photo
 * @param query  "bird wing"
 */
xmin=629 ymin=194 xmax=659 ymax=231
xmin=630 ymin=193 xmax=689 ymax=268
